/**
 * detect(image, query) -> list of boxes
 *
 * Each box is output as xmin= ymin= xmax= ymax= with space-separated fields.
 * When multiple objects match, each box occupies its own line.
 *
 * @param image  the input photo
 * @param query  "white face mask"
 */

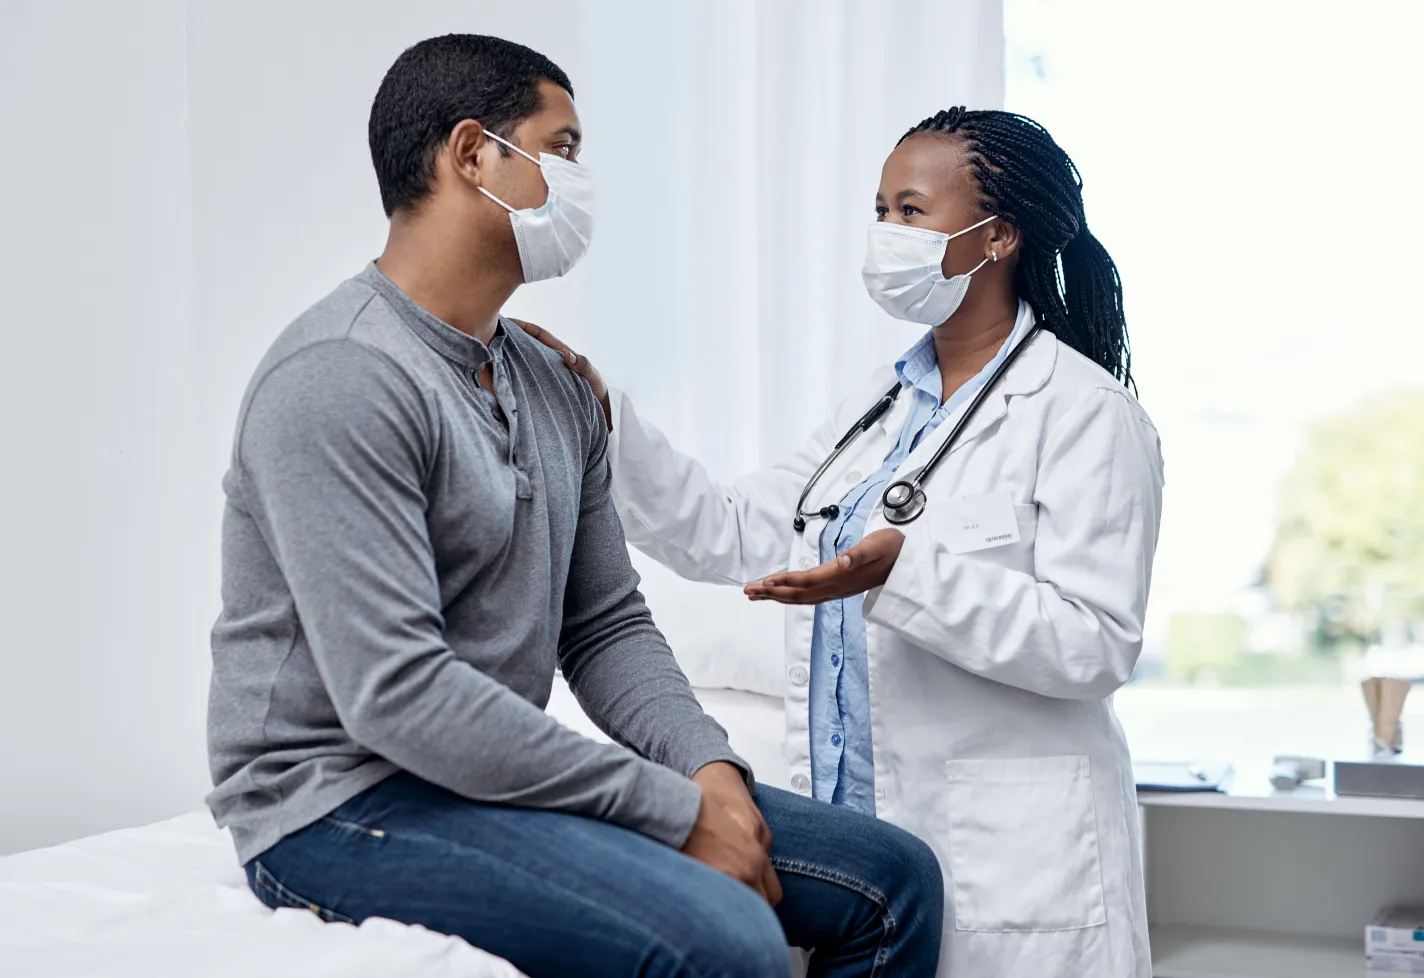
xmin=478 ymin=130 xmax=594 ymax=283
xmin=861 ymin=214 xmax=998 ymax=325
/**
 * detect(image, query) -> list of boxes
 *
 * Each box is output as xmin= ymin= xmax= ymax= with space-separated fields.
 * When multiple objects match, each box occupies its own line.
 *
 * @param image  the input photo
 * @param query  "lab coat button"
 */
xmin=800 ymin=557 xmax=813 ymax=569
xmin=791 ymin=774 xmax=811 ymax=793
xmin=788 ymin=665 xmax=809 ymax=686
xmin=845 ymin=470 xmax=862 ymax=483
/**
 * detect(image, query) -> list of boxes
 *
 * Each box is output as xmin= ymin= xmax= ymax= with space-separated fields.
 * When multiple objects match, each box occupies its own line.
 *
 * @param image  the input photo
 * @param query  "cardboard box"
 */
xmin=1369 ymin=907 xmax=1424 ymax=972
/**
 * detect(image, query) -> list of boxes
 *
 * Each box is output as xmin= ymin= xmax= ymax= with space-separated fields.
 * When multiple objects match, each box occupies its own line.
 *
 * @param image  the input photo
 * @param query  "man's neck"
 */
xmin=375 ymin=219 xmax=522 ymax=347
xmin=932 ymin=294 xmax=1019 ymax=404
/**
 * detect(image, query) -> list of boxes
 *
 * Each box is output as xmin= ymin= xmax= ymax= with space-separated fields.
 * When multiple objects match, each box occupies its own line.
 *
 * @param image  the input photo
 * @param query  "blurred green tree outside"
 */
xmin=1268 ymin=390 xmax=1424 ymax=649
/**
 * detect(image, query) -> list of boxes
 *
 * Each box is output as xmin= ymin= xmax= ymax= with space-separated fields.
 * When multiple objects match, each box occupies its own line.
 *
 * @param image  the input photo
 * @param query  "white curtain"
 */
xmin=0 ymin=0 xmax=1002 ymax=852
xmin=539 ymin=0 xmax=1005 ymax=479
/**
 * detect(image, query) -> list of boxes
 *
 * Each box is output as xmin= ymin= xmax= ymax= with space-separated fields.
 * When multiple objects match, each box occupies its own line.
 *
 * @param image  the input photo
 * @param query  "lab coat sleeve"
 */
xmin=605 ymin=374 xmax=891 ymax=586
xmin=864 ymin=386 xmax=1164 ymax=700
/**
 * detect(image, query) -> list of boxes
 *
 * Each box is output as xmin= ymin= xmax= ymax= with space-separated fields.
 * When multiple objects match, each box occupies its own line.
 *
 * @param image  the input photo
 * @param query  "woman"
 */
xmin=524 ymin=107 xmax=1162 ymax=978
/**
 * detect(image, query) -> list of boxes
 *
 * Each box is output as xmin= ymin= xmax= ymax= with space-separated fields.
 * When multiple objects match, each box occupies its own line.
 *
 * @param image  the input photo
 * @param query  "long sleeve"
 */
xmin=865 ymin=387 xmax=1164 ymax=700
xmin=237 ymin=341 xmax=705 ymax=847
xmin=605 ymin=371 xmax=894 ymax=585
xmin=557 ymin=384 xmax=751 ymax=783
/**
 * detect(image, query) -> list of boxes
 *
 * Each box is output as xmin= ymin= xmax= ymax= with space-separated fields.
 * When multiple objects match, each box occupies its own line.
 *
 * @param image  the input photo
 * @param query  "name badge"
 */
xmin=943 ymin=492 xmax=1021 ymax=555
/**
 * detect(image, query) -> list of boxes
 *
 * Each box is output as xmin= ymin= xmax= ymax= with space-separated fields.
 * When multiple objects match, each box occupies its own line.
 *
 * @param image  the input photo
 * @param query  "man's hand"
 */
xmin=744 ymin=528 xmax=906 ymax=605
xmin=510 ymin=319 xmax=612 ymax=431
xmin=682 ymin=762 xmax=781 ymax=906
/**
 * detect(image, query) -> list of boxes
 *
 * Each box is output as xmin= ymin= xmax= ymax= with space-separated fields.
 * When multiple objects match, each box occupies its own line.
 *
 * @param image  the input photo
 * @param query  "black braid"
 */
xmin=899 ymin=108 xmax=1133 ymax=390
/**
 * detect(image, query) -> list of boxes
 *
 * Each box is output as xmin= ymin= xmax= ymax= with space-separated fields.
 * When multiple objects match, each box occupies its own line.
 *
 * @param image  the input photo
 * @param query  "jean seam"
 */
xmin=251 ymin=861 xmax=356 ymax=925
xmin=390 ymin=826 xmax=714 ymax=978
xmin=772 ymin=857 xmax=896 ymax=976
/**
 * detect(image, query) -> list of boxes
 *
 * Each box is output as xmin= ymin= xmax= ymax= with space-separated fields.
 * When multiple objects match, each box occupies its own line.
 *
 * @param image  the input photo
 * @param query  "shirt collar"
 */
xmin=894 ymin=331 xmax=942 ymax=400
xmin=358 ymin=262 xmax=504 ymax=372
xmin=893 ymin=299 xmax=1037 ymax=400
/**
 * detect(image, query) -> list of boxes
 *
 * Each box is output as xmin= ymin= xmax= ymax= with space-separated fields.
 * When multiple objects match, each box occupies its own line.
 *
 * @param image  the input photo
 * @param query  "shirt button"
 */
xmin=791 ymin=773 xmax=811 ymax=793
xmin=788 ymin=665 xmax=809 ymax=686
xmin=875 ymin=787 xmax=886 ymax=802
xmin=831 ymin=655 xmax=840 ymax=667
xmin=831 ymin=734 xmax=842 ymax=747
xmin=845 ymin=470 xmax=862 ymax=483
xmin=800 ymin=557 xmax=813 ymax=569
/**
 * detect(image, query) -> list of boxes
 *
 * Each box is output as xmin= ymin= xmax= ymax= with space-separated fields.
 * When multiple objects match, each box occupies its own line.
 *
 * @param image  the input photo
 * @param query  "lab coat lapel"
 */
xmin=892 ymin=327 xmax=1058 ymax=481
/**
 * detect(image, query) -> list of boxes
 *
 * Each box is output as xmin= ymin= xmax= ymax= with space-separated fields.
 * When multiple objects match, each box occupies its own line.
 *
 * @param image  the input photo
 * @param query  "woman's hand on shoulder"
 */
xmin=511 ymin=319 xmax=611 ymax=431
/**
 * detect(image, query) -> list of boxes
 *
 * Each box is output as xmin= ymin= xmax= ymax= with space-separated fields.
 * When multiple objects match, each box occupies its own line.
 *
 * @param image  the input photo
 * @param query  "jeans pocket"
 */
xmin=944 ymin=755 xmax=1106 ymax=933
xmin=249 ymin=860 xmax=356 ymax=925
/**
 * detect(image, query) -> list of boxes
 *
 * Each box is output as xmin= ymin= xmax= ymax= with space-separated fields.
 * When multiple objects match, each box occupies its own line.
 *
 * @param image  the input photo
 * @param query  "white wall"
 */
xmin=0 ymin=0 xmax=206 ymax=855
xmin=0 ymin=0 xmax=1000 ymax=854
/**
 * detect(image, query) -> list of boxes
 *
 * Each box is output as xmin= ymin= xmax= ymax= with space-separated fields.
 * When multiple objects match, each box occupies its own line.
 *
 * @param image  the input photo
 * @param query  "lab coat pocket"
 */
xmin=945 ymin=755 xmax=1106 ymax=933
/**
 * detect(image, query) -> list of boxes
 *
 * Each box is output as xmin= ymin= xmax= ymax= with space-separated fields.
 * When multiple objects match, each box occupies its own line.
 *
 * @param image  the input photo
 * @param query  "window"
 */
xmin=1005 ymin=0 xmax=1424 ymax=764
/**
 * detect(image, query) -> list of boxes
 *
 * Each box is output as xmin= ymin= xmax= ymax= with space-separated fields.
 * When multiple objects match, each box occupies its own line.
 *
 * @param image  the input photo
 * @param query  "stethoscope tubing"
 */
xmin=793 ymin=324 xmax=1044 ymax=531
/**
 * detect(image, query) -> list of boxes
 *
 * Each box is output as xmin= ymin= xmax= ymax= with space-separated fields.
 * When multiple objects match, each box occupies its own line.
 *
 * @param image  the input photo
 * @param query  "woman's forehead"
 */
xmin=881 ymin=134 xmax=975 ymax=196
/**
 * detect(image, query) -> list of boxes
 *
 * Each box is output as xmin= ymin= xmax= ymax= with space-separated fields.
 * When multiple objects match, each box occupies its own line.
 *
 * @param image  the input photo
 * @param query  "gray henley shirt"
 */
xmin=207 ymin=263 xmax=744 ymax=864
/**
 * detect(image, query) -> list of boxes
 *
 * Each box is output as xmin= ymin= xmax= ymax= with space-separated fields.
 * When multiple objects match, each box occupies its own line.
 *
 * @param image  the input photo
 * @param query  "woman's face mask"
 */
xmin=861 ymin=214 xmax=997 ymax=326
xmin=478 ymin=129 xmax=595 ymax=284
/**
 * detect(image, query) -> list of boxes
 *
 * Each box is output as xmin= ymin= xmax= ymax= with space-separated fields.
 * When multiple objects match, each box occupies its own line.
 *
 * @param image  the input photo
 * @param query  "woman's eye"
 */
xmin=874 ymin=206 xmax=889 ymax=220
xmin=901 ymin=205 xmax=922 ymax=218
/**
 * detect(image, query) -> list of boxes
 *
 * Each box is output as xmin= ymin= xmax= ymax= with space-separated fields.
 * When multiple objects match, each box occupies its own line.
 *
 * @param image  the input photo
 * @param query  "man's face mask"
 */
xmin=478 ymin=129 xmax=595 ymax=283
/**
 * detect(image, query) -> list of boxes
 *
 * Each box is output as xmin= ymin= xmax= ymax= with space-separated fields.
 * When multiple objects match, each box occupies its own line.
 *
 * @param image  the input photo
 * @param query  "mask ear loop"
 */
xmin=478 ymin=186 xmax=517 ymax=213
xmin=481 ymin=127 xmax=543 ymax=166
xmin=948 ymin=215 xmax=998 ymax=276
xmin=478 ymin=126 xmax=556 ymax=215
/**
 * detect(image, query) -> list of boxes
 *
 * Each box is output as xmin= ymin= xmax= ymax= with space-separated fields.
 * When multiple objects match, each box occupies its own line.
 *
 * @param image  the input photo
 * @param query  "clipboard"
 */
xmin=1134 ymin=760 xmax=1233 ymax=792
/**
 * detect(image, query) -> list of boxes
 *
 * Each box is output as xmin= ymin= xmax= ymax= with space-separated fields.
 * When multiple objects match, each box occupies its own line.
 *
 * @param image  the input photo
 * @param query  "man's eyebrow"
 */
xmin=554 ymin=125 xmax=582 ymax=144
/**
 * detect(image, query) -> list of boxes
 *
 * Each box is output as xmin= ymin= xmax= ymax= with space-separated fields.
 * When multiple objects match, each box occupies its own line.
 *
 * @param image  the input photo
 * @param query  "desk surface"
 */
xmin=1139 ymin=760 xmax=1424 ymax=818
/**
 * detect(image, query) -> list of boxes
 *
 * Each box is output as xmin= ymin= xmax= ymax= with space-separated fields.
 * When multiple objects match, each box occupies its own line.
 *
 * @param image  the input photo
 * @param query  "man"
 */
xmin=206 ymin=33 xmax=942 ymax=978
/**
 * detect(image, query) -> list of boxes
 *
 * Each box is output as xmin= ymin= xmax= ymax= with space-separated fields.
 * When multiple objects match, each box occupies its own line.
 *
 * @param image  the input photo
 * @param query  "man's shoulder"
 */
xmin=502 ymin=319 xmax=600 ymax=426
xmin=252 ymin=277 xmax=386 ymax=373
xmin=237 ymin=279 xmax=424 ymax=431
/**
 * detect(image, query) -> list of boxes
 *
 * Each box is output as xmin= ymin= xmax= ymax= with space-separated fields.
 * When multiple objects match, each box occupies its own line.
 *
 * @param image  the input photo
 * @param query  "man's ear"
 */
xmin=986 ymin=217 xmax=1021 ymax=263
xmin=445 ymin=119 xmax=489 ymax=193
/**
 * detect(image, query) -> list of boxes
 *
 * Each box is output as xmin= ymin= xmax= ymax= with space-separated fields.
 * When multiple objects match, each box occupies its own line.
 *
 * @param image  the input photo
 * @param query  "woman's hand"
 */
xmin=744 ymin=528 xmax=906 ymax=605
xmin=510 ymin=319 xmax=611 ymax=431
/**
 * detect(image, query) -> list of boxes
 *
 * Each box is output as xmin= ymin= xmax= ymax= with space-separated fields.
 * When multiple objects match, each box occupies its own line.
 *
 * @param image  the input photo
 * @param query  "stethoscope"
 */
xmin=792 ymin=324 xmax=1043 ymax=531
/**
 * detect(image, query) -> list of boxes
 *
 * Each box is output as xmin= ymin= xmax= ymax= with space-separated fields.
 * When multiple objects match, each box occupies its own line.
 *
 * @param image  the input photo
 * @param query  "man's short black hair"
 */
xmin=368 ymin=34 xmax=573 ymax=217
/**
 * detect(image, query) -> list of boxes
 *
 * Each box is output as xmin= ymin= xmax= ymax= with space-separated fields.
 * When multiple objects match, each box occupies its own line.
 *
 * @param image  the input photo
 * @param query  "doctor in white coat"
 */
xmin=523 ymin=106 xmax=1163 ymax=978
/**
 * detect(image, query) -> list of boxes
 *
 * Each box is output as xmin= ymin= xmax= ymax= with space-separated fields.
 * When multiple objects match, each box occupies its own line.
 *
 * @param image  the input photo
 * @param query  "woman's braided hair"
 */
xmin=900 ymin=107 xmax=1132 ymax=389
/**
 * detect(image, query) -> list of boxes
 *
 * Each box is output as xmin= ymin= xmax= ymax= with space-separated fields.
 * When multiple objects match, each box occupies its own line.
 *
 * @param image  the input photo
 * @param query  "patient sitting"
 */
xmin=204 ymin=32 xmax=942 ymax=978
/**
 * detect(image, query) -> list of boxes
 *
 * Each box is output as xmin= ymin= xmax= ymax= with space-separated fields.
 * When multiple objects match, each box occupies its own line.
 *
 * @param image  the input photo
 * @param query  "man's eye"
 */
xmin=902 ymin=205 xmax=922 ymax=217
xmin=874 ymin=205 xmax=889 ymax=220
xmin=555 ymin=145 xmax=572 ymax=159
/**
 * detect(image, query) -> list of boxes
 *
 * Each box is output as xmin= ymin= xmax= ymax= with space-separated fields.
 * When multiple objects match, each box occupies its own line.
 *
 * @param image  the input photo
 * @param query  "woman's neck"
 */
xmin=932 ymin=295 xmax=1019 ymax=405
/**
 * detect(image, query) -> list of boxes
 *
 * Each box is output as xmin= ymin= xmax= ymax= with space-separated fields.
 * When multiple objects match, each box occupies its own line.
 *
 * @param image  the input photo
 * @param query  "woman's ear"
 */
xmin=986 ymin=218 xmax=1021 ymax=263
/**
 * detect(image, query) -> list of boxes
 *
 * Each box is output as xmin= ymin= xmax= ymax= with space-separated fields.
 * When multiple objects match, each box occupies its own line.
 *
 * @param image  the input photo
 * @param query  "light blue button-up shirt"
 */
xmin=808 ymin=311 xmax=1028 ymax=813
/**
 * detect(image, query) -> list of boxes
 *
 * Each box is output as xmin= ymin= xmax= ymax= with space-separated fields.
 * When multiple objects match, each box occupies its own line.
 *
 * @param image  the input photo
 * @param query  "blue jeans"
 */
xmin=246 ymin=772 xmax=942 ymax=978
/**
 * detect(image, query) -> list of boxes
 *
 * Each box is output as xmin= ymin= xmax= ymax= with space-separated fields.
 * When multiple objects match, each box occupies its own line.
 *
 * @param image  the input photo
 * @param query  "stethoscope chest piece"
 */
xmin=881 ymin=479 xmax=926 ymax=525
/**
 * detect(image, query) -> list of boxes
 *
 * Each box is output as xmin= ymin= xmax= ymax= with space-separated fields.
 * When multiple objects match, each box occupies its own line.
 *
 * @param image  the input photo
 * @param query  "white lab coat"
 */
xmin=606 ymin=303 xmax=1163 ymax=978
